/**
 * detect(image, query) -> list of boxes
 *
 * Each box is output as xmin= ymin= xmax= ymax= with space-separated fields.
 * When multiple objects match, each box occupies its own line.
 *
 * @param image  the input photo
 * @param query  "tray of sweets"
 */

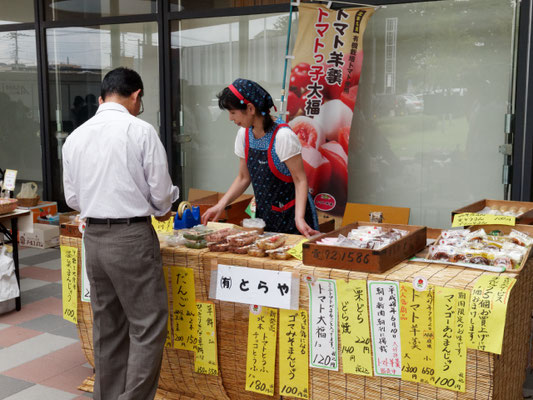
xmin=302 ymin=222 xmax=426 ymax=273
xmin=427 ymin=224 xmax=533 ymax=273
xmin=451 ymin=199 xmax=533 ymax=224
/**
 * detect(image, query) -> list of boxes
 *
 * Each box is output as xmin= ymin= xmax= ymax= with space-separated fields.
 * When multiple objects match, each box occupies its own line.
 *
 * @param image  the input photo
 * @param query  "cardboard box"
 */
xmin=188 ymin=188 xmax=253 ymax=225
xmin=19 ymin=223 xmax=59 ymax=249
xmin=452 ymin=199 xmax=533 ymax=224
xmin=17 ymin=201 xmax=58 ymax=224
xmin=302 ymin=222 xmax=426 ymax=273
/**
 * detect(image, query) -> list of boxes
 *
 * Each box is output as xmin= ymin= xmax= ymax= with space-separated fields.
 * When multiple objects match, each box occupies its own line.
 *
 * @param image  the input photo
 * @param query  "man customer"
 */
xmin=62 ymin=67 xmax=179 ymax=400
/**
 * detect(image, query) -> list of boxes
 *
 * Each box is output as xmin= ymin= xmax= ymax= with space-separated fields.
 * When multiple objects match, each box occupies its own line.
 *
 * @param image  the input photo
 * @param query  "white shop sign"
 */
xmin=210 ymin=264 xmax=299 ymax=310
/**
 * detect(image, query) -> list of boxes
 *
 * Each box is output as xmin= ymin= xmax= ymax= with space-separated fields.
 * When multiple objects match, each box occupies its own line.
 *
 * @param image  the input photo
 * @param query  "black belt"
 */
xmin=87 ymin=216 xmax=151 ymax=225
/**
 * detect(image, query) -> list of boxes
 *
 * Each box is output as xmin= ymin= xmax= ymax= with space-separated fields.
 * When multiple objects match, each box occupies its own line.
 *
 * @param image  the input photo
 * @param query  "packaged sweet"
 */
xmin=184 ymin=239 xmax=207 ymax=249
xmin=266 ymin=246 xmax=293 ymax=260
xmin=227 ymin=231 xmax=258 ymax=247
xmin=205 ymin=228 xmax=240 ymax=243
xmin=167 ymin=234 xmax=186 ymax=247
xmin=229 ymin=244 xmax=254 ymax=254
xmin=182 ymin=225 xmax=215 ymax=241
xmin=242 ymin=218 xmax=266 ymax=229
xmin=509 ymin=229 xmax=533 ymax=247
xmin=207 ymin=242 xmax=230 ymax=252
xmin=247 ymin=244 xmax=267 ymax=257
xmin=255 ymin=234 xmax=287 ymax=250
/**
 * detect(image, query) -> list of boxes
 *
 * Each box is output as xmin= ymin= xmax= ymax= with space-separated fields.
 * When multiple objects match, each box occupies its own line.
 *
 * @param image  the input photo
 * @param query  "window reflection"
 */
xmin=350 ymin=0 xmax=514 ymax=228
xmin=45 ymin=0 xmax=157 ymax=21
xmin=47 ymin=22 xmax=159 ymax=207
xmin=0 ymin=0 xmax=34 ymax=25
xmin=0 ymin=31 xmax=42 ymax=196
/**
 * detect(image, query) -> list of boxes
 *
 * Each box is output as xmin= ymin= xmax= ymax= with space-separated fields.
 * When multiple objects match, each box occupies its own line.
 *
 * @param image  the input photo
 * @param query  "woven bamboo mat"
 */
xmin=63 ymin=234 xmax=532 ymax=400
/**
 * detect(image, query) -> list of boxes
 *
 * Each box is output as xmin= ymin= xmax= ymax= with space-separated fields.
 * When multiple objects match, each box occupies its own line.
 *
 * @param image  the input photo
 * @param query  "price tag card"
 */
xmin=308 ymin=278 xmax=338 ymax=371
xmin=337 ymin=279 xmax=373 ymax=376
xmin=80 ymin=237 xmax=90 ymax=303
xmin=434 ymin=287 xmax=469 ymax=392
xmin=368 ymin=281 xmax=402 ymax=378
xmin=170 ymin=266 xmax=198 ymax=351
xmin=287 ymin=239 xmax=308 ymax=261
xmin=399 ymin=283 xmax=435 ymax=384
xmin=163 ymin=266 xmax=173 ymax=348
xmin=2 ymin=169 xmax=17 ymax=191
xmin=452 ymin=213 xmax=515 ymax=227
xmin=212 ymin=264 xmax=299 ymax=310
xmin=279 ymin=309 xmax=309 ymax=399
xmin=152 ymin=216 xmax=174 ymax=234
xmin=61 ymin=246 xmax=78 ymax=324
xmin=195 ymin=301 xmax=219 ymax=376
xmin=246 ymin=306 xmax=278 ymax=396
xmin=468 ymin=275 xmax=516 ymax=354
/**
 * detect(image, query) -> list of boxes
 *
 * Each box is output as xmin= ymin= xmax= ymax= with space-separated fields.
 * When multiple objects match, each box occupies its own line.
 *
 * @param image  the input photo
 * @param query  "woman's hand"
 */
xmin=201 ymin=203 xmax=225 ymax=225
xmin=295 ymin=217 xmax=320 ymax=238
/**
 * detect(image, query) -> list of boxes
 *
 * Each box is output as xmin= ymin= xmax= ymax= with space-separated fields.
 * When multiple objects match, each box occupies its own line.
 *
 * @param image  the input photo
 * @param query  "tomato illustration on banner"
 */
xmin=287 ymin=4 xmax=374 ymax=216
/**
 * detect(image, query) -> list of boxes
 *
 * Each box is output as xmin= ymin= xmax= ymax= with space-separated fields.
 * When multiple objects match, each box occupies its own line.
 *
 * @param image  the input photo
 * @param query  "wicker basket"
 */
xmin=16 ymin=196 xmax=39 ymax=207
xmin=0 ymin=198 xmax=18 ymax=215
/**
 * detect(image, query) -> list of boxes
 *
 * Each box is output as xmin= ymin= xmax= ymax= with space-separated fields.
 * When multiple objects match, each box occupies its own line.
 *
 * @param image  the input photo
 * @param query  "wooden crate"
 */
xmin=452 ymin=199 xmax=533 ymax=224
xmin=302 ymin=221 xmax=426 ymax=273
xmin=431 ymin=224 xmax=533 ymax=274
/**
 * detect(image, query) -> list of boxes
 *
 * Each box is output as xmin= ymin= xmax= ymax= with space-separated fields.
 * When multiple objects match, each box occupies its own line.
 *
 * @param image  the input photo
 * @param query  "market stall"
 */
xmin=59 ymin=222 xmax=533 ymax=400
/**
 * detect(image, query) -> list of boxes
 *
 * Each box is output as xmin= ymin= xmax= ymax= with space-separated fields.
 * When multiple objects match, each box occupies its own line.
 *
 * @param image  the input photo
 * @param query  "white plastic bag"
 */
xmin=0 ymin=247 xmax=20 ymax=301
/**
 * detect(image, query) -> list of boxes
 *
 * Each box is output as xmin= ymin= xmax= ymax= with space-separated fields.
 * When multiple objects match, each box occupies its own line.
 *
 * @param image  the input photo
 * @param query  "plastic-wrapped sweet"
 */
xmin=184 ymin=239 xmax=207 ymax=249
xmin=247 ymin=244 xmax=267 ymax=257
xmin=227 ymin=231 xmax=258 ymax=247
xmin=207 ymin=242 xmax=230 ymax=252
xmin=441 ymin=229 xmax=469 ymax=239
xmin=182 ymin=225 xmax=215 ymax=241
xmin=256 ymin=234 xmax=287 ymax=250
xmin=167 ymin=234 xmax=186 ymax=247
xmin=229 ymin=244 xmax=254 ymax=254
xmin=205 ymin=228 xmax=240 ymax=243
xmin=510 ymin=229 xmax=533 ymax=247
xmin=266 ymin=246 xmax=293 ymax=260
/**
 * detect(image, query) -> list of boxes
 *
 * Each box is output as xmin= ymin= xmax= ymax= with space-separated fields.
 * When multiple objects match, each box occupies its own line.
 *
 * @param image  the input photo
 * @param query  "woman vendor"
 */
xmin=201 ymin=78 xmax=319 ymax=238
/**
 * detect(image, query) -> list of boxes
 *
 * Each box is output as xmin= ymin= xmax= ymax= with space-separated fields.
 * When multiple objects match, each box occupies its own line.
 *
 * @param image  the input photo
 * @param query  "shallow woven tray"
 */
xmin=62 ymin=234 xmax=533 ymax=400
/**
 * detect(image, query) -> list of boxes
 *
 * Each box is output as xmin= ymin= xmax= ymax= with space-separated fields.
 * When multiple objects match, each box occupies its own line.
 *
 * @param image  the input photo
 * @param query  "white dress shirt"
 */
xmin=62 ymin=102 xmax=179 ymax=219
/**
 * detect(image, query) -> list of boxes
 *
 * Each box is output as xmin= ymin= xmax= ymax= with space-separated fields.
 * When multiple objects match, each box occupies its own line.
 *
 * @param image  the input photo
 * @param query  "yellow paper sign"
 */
xmin=468 ymin=275 xmax=516 ymax=354
xmin=279 ymin=309 xmax=309 ymax=399
xmin=152 ymin=216 xmax=175 ymax=234
xmin=163 ymin=266 xmax=172 ymax=348
xmin=399 ymin=283 xmax=434 ymax=384
xmin=246 ymin=307 xmax=278 ymax=396
xmin=434 ymin=287 xmax=470 ymax=392
xmin=61 ymin=246 xmax=78 ymax=324
xmin=337 ymin=279 xmax=373 ymax=376
xmin=287 ymin=239 xmax=308 ymax=261
xmin=452 ymin=213 xmax=515 ymax=227
xmin=170 ymin=266 xmax=198 ymax=351
xmin=195 ymin=301 xmax=219 ymax=376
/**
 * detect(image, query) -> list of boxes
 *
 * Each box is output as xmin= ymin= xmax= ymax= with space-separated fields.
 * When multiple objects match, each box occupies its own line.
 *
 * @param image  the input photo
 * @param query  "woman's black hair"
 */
xmin=217 ymin=87 xmax=275 ymax=133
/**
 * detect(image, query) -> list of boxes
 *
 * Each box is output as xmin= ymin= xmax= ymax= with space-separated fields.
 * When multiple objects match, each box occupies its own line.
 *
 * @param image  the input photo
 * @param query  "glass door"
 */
xmin=350 ymin=0 xmax=517 ymax=227
xmin=169 ymin=12 xmax=297 ymax=198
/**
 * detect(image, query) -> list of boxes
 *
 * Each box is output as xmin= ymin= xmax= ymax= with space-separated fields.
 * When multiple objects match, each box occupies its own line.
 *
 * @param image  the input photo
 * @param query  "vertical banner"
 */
xmin=308 ymin=278 xmax=338 ymax=370
xmin=367 ymin=281 xmax=401 ymax=378
xmin=246 ymin=306 xmax=278 ymax=396
xmin=399 ymin=283 xmax=435 ymax=384
xmin=337 ymin=279 xmax=373 ymax=376
xmin=170 ymin=266 xmax=198 ymax=351
xmin=287 ymin=4 xmax=374 ymax=216
xmin=468 ymin=275 xmax=516 ymax=354
xmin=163 ymin=266 xmax=173 ymax=348
xmin=61 ymin=246 xmax=78 ymax=324
xmin=279 ymin=309 xmax=309 ymax=399
xmin=434 ymin=287 xmax=469 ymax=393
xmin=195 ymin=301 xmax=219 ymax=376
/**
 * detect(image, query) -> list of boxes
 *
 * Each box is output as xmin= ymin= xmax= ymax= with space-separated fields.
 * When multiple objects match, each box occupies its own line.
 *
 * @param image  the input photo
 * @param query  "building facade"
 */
xmin=1 ymin=0 xmax=533 ymax=228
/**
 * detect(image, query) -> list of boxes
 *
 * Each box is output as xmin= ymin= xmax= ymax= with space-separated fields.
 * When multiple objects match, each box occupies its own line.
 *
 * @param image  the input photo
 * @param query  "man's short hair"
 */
xmin=100 ymin=67 xmax=144 ymax=100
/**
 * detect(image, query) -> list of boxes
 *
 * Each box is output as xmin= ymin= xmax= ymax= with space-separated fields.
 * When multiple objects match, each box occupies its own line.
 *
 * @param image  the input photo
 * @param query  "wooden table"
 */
xmin=0 ymin=209 xmax=32 ymax=310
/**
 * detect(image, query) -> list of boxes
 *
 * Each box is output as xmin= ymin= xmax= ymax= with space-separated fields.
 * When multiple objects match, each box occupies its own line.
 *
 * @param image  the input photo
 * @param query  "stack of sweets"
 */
xmin=317 ymin=225 xmax=409 ymax=250
xmin=182 ymin=225 xmax=214 ymax=249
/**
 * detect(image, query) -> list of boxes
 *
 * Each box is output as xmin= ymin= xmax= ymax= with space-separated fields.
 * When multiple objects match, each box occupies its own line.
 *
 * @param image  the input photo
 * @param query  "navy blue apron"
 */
xmin=245 ymin=123 xmax=318 ymax=234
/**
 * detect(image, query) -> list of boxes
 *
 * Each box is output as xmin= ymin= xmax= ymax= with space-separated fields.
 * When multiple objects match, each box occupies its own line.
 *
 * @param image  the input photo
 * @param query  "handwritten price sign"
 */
xmin=452 ymin=213 xmax=515 ymax=227
xmin=61 ymin=246 xmax=78 ymax=324
xmin=151 ymin=216 xmax=174 ymax=233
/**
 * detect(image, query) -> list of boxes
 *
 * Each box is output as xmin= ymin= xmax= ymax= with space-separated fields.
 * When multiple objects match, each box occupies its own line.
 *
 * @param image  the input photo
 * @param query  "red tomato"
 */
xmin=293 ymin=62 xmax=310 ymax=75
xmin=340 ymin=85 xmax=359 ymax=110
xmin=290 ymin=63 xmax=312 ymax=97
xmin=338 ymin=126 xmax=351 ymax=154
xmin=286 ymin=91 xmax=303 ymax=117
xmin=301 ymin=145 xmax=332 ymax=196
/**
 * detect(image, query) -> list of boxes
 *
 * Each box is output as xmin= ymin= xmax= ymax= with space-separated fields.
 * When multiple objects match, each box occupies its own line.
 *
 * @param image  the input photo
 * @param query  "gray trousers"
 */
xmin=84 ymin=220 xmax=168 ymax=400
